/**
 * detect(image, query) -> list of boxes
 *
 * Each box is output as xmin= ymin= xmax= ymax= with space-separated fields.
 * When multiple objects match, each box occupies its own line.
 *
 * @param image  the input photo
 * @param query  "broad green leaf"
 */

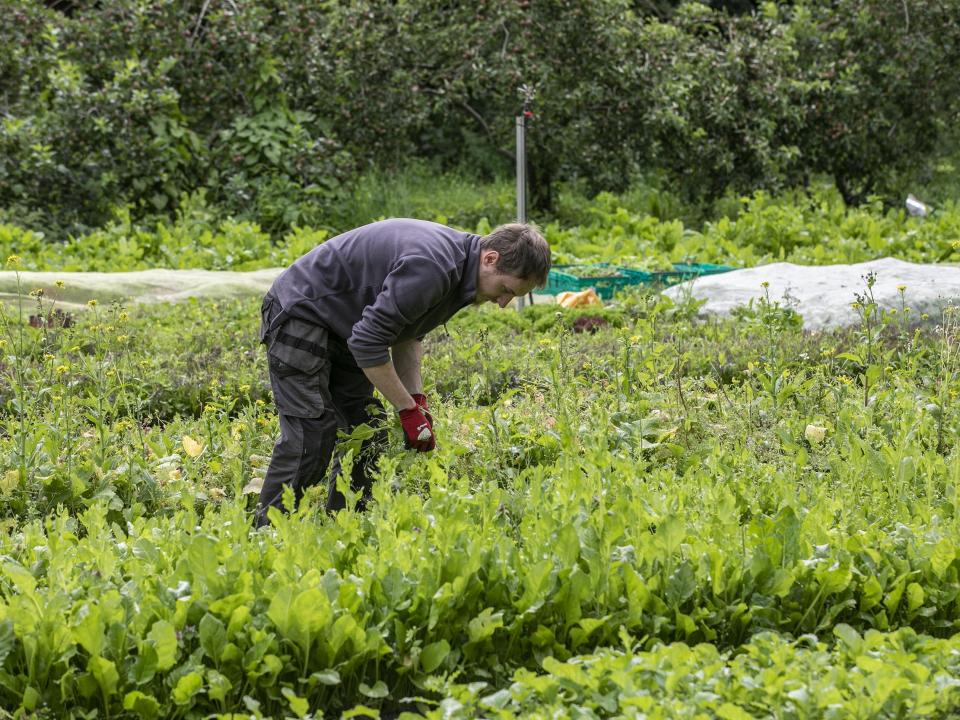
xmin=21 ymin=686 xmax=40 ymax=712
xmin=554 ymin=523 xmax=580 ymax=566
xmin=817 ymin=561 xmax=852 ymax=595
xmin=468 ymin=608 xmax=504 ymax=643
xmin=123 ymin=691 xmax=160 ymax=720
xmin=481 ymin=689 xmax=513 ymax=710
xmin=269 ymin=586 xmax=332 ymax=655
xmin=293 ymin=588 xmax=333 ymax=636
xmin=906 ymin=582 xmax=925 ymax=613
xmin=717 ymin=703 xmax=753 ymax=720
xmin=516 ymin=559 xmax=554 ymax=613
xmin=543 ymin=655 xmax=590 ymax=684
xmin=675 ymin=611 xmax=696 ymax=637
xmin=132 ymin=539 xmax=160 ymax=563
xmin=147 ymin=620 xmax=178 ymax=671
xmin=209 ymin=591 xmax=255 ymax=619
xmin=282 ymin=686 xmax=310 ymax=718
xmin=330 ymin=613 xmax=365 ymax=657
xmin=833 ymin=623 xmax=862 ymax=653
xmin=199 ymin=613 xmax=227 ymax=663
xmin=267 ymin=587 xmax=296 ymax=637
xmin=311 ymin=669 xmax=341 ymax=686
xmin=185 ymin=536 xmax=222 ymax=593
xmin=420 ymin=640 xmax=450 ymax=673
xmin=222 ymin=642 xmax=242 ymax=665
xmin=657 ymin=515 xmax=685 ymax=555
xmin=530 ymin=625 xmax=556 ymax=648
xmin=88 ymin=656 xmax=119 ymax=699
xmin=762 ymin=569 xmax=795 ymax=598
xmin=342 ymin=705 xmax=381 ymax=719
xmin=2 ymin=560 xmax=36 ymax=595
xmin=359 ymin=681 xmax=389 ymax=699
xmin=578 ymin=617 xmax=606 ymax=637
xmin=884 ymin=579 xmax=906 ymax=615
xmin=665 ymin=562 xmax=696 ymax=607
xmin=207 ymin=669 xmax=232 ymax=703
xmin=132 ymin=644 xmax=158 ymax=685
xmin=171 ymin=671 xmax=203 ymax=705
xmin=74 ymin=604 xmax=105 ymax=658
xmin=860 ymin=575 xmax=883 ymax=611
xmin=227 ymin=605 xmax=252 ymax=637
xmin=624 ymin=567 xmax=651 ymax=615
xmin=930 ymin=539 xmax=955 ymax=578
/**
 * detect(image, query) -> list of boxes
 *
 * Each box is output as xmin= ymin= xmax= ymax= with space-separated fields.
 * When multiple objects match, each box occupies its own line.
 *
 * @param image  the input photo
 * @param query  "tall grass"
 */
xmin=326 ymin=161 xmax=517 ymax=232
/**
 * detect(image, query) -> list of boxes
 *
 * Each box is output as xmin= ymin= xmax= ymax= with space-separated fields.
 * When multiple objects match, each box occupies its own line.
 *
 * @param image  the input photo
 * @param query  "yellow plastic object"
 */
xmin=556 ymin=288 xmax=602 ymax=308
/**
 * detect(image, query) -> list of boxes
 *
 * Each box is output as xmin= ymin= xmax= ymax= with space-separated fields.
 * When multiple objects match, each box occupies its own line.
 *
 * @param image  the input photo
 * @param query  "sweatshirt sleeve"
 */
xmin=347 ymin=256 xmax=451 ymax=367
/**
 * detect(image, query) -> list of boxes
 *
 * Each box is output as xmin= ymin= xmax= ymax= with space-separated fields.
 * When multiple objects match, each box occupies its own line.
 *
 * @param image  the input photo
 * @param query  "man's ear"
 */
xmin=481 ymin=249 xmax=500 ymax=267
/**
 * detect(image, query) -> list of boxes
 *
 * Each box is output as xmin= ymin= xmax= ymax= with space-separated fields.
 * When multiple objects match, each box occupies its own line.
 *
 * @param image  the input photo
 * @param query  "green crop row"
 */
xmin=2 ymin=489 xmax=958 ymax=718
xmin=0 ymin=204 xmax=329 ymax=273
xmin=2 ymin=273 xmax=960 ymax=716
xmin=543 ymin=188 xmax=960 ymax=269
xmin=3 ymin=185 xmax=960 ymax=276
xmin=425 ymin=627 xmax=960 ymax=719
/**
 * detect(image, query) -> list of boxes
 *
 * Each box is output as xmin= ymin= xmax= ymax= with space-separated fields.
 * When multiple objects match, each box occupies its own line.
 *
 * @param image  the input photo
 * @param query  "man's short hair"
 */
xmin=480 ymin=223 xmax=552 ymax=286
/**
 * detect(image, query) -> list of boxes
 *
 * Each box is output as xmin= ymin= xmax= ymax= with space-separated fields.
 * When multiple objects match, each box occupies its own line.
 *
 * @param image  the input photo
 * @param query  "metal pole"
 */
xmin=516 ymin=114 xmax=526 ymax=224
xmin=515 ymin=113 xmax=527 ymax=310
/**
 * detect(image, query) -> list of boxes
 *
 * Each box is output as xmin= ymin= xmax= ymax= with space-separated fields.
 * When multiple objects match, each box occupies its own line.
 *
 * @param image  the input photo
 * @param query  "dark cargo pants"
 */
xmin=254 ymin=294 xmax=387 ymax=527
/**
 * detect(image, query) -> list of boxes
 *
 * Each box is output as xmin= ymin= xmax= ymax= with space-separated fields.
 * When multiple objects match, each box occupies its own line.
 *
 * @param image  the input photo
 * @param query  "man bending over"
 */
xmin=255 ymin=218 xmax=551 ymax=526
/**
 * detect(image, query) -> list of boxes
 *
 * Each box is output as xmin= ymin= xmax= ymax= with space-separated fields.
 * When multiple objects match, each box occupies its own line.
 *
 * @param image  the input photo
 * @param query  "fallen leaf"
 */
xmin=242 ymin=477 xmax=264 ymax=495
xmin=804 ymin=424 xmax=827 ymax=445
xmin=1 ymin=469 xmax=20 ymax=495
xmin=182 ymin=435 xmax=205 ymax=458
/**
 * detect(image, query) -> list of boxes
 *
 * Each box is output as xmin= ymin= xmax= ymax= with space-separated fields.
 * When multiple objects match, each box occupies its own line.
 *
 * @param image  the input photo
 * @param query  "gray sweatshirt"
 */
xmin=268 ymin=218 xmax=480 ymax=367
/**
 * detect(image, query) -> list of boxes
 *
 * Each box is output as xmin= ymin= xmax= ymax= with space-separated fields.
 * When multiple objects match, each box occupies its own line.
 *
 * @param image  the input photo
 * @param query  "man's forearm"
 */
xmin=362 ymin=361 xmax=416 ymax=410
xmin=391 ymin=340 xmax=424 ymax=395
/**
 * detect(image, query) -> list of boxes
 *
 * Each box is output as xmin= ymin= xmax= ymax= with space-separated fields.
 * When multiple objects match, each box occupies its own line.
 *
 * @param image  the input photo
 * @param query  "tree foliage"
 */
xmin=1 ymin=0 xmax=958 ymax=235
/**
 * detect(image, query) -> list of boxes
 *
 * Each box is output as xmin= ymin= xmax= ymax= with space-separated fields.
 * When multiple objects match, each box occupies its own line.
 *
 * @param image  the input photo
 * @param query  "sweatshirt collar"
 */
xmin=458 ymin=233 xmax=481 ymax=305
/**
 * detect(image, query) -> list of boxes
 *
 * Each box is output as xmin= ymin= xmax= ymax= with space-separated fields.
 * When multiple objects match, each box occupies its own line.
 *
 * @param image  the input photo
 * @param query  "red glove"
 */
xmin=411 ymin=393 xmax=433 ymax=424
xmin=399 ymin=404 xmax=436 ymax=452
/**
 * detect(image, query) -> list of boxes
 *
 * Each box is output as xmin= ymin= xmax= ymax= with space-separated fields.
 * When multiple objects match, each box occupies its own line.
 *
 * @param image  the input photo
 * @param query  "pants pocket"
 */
xmin=267 ymin=317 xmax=328 ymax=374
xmin=265 ymin=317 xmax=331 ymax=417
xmin=268 ymin=357 xmax=331 ymax=418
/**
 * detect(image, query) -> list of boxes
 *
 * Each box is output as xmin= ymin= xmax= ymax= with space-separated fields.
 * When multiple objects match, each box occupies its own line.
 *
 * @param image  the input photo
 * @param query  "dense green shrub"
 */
xmin=1 ymin=0 xmax=958 ymax=236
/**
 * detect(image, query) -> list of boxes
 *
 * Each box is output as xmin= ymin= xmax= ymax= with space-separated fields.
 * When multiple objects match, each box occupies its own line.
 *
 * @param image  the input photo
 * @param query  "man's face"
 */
xmin=475 ymin=250 xmax=539 ymax=307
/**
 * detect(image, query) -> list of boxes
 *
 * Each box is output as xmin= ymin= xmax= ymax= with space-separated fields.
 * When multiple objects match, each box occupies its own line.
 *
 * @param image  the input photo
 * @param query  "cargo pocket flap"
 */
xmin=267 ymin=318 xmax=328 ymax=374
